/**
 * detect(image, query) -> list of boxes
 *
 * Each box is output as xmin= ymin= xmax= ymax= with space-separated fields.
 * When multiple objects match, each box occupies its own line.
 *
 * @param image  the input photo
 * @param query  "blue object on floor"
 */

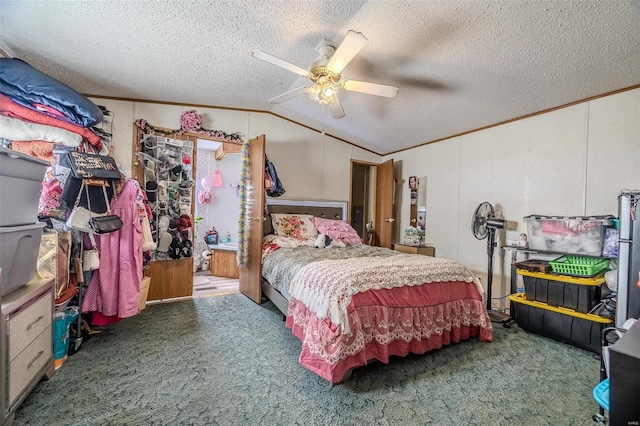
xmin=593 ymin=378 xmax=610 ymax=412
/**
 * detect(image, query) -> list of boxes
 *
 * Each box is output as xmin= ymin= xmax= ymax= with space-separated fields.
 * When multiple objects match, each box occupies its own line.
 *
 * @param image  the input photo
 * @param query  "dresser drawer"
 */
xmin=7 ymin=291 xmax=52 ymax=361
xmin=8 ymin=324 xmax=52 ymax=406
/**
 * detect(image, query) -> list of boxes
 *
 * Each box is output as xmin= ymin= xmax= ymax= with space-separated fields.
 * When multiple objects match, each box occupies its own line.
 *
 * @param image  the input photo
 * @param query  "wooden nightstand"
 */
xmin=392 ymin=243 xmax=435 ymax=257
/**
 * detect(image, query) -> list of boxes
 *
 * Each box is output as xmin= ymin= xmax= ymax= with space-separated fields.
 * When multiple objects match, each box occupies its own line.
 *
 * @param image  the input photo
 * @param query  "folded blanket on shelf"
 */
xmin=0 ymin=115 xmax=81 ymax=147
xmin=0 ymin=94 xmax=106 ymax=153
xmin=0 ymin=58 xmax=103 ymax=127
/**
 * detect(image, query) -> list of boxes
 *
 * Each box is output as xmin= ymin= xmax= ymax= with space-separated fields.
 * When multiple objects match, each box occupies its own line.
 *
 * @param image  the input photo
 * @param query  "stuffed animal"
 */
xmin=314 ymin=233 xmax=346 ymax=248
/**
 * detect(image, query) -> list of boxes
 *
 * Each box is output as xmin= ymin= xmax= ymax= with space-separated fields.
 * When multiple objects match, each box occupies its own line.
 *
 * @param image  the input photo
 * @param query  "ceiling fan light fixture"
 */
xmin=253 ymin=30 xmax=396 ymax=116
xmin=309 ymin=80 xmax=339 ymax=105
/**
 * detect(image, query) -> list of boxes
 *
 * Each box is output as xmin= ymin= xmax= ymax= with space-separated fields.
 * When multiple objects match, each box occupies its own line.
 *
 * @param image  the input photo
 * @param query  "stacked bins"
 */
xmin=0 ymin=148 xmax=49 ymax=296
xmin=512 ymin=269 xmax=611 ymax=353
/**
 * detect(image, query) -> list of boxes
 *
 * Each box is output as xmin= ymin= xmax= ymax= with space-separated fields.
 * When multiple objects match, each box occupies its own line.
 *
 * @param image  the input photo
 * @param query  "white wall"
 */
xmin=91 ymin=89 xmax=639 ymax=309
xmin=387 ymin=88 xmax=640 ymax=310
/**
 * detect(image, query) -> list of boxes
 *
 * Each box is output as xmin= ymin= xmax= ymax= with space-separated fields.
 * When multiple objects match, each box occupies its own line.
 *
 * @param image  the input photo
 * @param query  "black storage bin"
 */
xmin=509 ymin=293 xmax=612 ymax=353
xmin=516 ymin=269 xmax=604 ymax=314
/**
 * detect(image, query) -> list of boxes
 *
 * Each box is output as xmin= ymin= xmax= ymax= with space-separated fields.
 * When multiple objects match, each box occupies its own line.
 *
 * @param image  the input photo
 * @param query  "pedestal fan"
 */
xmin=472 ymin=202 xmax=513 ymax=326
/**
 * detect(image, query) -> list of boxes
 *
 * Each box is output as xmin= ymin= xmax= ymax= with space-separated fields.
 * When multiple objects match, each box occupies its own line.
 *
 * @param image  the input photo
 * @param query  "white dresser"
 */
xmin=1 ymin=277 xmax=55 ymax=426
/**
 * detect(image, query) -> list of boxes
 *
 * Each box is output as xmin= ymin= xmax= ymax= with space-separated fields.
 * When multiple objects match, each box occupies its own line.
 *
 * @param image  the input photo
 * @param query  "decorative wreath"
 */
xmin=180 ymin=110 xmax=203 ymax=132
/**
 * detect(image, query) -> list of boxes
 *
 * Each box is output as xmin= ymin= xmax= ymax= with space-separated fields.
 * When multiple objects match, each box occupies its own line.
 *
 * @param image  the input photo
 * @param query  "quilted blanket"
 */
xmin=289 ymin=254 xmax=481 ymax=333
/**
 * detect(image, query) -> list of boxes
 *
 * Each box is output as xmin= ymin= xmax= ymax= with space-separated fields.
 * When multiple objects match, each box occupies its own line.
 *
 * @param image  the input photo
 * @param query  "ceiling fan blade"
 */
xmin=252 ymin=50 xmax=309 ymax=77
xmin=329 ymin=96 xmax=345 ymax=119
xmin=341 ymin=80 xmax=399 ymax=98
xmin=267 ymin=86 xmax=310 ymax=104
xmin=326 ymin=30 xmax=367 ymax=74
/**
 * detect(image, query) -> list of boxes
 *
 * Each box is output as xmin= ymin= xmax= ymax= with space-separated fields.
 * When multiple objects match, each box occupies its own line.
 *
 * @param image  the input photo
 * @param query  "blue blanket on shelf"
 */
xmin=0 ymin=58 xmax=103 ymax=128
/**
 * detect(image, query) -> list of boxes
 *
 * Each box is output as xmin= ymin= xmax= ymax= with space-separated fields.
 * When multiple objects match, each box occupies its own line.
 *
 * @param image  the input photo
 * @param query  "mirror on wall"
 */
xmin=409 ymin=176 xmax=427 ymax=231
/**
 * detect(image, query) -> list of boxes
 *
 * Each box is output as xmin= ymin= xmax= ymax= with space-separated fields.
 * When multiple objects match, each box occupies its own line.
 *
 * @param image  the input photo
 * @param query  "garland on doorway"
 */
xmin=237 ymin=138 xmax=251 ymax=267
xmin=134 ymin=114 xmax=243 ymax=143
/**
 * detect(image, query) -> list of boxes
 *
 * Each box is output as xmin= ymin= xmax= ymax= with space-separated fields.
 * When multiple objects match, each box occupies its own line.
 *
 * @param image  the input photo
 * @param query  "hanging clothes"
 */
xmin=265 ymin=155 xmax=285 ymax=197
xmin=81 ymin=179 xmax=145 ymax=323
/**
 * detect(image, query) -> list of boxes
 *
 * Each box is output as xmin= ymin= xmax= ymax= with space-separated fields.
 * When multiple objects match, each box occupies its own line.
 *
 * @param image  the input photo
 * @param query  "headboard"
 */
xmin=264 ymin=199 xmax=347 ymax=236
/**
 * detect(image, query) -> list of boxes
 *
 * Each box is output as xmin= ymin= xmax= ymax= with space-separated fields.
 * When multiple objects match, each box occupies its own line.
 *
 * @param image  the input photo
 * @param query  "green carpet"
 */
xmin=15 ymin=294 xmax=600 ymax=425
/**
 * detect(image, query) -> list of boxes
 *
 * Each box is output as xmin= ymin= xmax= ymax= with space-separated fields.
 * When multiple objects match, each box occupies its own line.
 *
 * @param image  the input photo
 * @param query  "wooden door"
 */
xmin=374 ymin=159 xmax=394 ymax=248
xmin=238 ymin=135 xmax=266 ymax=303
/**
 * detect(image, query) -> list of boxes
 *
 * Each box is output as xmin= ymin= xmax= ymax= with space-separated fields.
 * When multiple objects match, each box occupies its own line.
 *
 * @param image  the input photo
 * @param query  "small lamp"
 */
xmin=212 ymin=169 xmax=223 ymax=187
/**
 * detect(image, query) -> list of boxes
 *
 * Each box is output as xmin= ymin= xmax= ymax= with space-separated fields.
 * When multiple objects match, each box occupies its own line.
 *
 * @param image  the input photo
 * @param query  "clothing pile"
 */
xmin=0 ymin=57 xmax=152 ymax=343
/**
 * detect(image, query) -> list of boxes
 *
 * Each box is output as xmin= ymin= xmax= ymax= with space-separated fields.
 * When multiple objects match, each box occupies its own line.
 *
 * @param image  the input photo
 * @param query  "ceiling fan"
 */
xmin=252 ymin=30 xmax=399 ymax=119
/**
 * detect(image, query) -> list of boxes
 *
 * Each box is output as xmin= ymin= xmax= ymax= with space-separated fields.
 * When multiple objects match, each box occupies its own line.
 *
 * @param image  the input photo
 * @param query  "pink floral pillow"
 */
xmin=313 ymin=217 xmax=363 ymax=246
xmin=271 ymin=214 xmax=318 ymax=239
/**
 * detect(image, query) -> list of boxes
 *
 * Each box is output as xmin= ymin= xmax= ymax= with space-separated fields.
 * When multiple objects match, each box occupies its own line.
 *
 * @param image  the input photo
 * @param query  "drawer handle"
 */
xmin=27 ymin=350 xmax=45 ymax=370
xmin=27 ymin=315 xmax=44 ymax=330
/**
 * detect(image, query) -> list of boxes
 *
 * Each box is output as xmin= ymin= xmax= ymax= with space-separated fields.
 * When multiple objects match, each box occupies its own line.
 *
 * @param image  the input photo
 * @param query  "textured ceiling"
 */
xmin=1 ymin=0 xmax=639 ymax=155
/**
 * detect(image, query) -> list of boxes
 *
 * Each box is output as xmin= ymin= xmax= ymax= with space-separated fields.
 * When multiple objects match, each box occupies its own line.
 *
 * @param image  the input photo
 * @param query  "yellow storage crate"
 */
xmin=516 ymin=269 xmax=604 ymax=314
xmin=509 ymin=293 xmax=612 ymax=353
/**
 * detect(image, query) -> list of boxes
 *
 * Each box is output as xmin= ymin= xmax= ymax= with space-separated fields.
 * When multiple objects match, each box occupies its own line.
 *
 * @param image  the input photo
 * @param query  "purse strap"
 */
xmin=88 ymin=233 xmax=98 ymax=250
xmin=84 ymin=182 xmax=92 ymax=212
xmin=73 ymin=180 xmax=86 ymax=208
xmin=101 ymin=184 xmax=112 ymax=215
xmin=83 ymin=181 xmax=112 ymax=215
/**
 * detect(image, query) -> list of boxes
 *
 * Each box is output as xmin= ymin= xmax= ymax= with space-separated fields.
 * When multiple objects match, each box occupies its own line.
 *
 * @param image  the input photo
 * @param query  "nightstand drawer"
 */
xmin=8 ymin=291 xmax=52 ymax=361
xmin=8 ymin=324 xmax=52 ymax=405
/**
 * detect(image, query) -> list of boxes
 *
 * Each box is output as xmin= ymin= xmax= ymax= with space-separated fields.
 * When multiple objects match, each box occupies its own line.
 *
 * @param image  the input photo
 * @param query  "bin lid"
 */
xmin=524 ymin=214 xmax=614 ymax=221
xmin=0 ymin=146 xmax=50 ymax=166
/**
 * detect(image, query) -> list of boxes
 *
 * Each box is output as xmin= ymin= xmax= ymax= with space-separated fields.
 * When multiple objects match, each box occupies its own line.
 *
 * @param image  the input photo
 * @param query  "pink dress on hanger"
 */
xmin=82 ymin=179 xmax=144 ymax=323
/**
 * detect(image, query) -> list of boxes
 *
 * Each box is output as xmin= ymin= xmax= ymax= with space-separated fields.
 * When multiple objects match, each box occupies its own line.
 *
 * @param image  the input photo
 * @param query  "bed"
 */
xmin=261 ymin=200 xmax=493 ymax=383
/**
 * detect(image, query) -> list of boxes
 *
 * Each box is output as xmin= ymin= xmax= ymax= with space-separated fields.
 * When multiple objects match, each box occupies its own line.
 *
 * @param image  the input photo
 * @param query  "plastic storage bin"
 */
xmin=0 ymin=222 xmax=46 ymax=296
xmin=509 ymin=293 xmax=612 ymax=353
xmin=524 ymin=215 xmax=614 ymax=256
xmin=516 ymin=269 xmax=604 ymax=313
xmin=0 ymin=147 xmax=49 ymax=227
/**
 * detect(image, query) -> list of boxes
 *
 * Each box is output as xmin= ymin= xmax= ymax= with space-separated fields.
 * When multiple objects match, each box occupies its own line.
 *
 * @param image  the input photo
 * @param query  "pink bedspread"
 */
xmin=286 ymin=279 xmax=493 ymax=383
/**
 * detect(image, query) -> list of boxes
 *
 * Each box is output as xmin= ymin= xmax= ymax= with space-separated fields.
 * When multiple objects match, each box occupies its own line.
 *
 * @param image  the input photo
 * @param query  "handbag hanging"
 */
xmin=82 ymin=234 xmax=100 ymax=271
xmin=66 ymin=181 xmax=107 ymax=233
xmin=88 ymin=184 xmax=123 ymax=234
xmin=60 ymin=151 xmax=120 ymax=212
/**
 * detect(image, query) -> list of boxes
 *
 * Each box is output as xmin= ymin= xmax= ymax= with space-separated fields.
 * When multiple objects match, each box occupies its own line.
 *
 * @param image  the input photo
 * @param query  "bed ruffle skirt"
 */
xmin=286 ymin=280 xmax=493 ymax=383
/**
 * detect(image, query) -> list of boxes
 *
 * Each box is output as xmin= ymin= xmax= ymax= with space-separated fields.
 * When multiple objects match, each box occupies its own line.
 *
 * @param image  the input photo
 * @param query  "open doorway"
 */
xmin=350 ymin=161 xmax=376 ymax=244
xmin=192 ymin=138 xmax=240 ymax=297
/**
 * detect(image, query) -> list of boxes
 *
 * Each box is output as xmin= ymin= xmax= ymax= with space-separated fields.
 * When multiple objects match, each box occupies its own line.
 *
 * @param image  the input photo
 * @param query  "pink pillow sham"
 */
xmin=313 ymin=217 xmax=363 ymax=246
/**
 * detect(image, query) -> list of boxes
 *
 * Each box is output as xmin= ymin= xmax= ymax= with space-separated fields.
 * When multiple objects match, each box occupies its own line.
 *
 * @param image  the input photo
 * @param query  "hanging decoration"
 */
xmin=237 ymin=139 xmax=251 ymax=267
xmin=197 ymin=187 xmax=213 ymax=204
xmin=134 ymin=115 xmax=243 ymax=143
xmin=198 ymin=175 xmax=215 ymax=204
xmin=212 ymin=169 xmax=223 ymax=187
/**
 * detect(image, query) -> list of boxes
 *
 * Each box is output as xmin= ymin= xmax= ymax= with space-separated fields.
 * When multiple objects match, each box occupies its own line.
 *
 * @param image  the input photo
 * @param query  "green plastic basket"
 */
xmin=549 ymin=255 xmax=610 ymax=277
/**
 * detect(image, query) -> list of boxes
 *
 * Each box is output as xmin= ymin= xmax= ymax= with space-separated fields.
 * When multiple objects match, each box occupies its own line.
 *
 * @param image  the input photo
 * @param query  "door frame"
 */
xmin=238 ymin=135 xmax=265 ymax=303
xmin=350 ymin=159 xmax=395 ymax=248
